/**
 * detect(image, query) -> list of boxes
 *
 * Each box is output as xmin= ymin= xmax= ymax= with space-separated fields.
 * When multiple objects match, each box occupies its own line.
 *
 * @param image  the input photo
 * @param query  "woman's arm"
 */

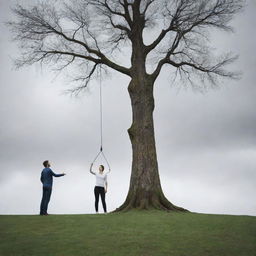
xmin=90 ymin=163 xmax=95 ymax=175
xmin=105 ymin=168 xmax=111 ymax=174
xmin=105 ymin=181 xmax=108 ymax=193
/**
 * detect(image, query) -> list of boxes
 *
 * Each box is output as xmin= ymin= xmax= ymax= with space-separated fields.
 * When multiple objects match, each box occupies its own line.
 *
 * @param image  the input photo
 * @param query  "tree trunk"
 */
xmin=114 ymin=9 xmax=187 ymax=212
xmin=114 ymin=74 xmax=187 ymax=212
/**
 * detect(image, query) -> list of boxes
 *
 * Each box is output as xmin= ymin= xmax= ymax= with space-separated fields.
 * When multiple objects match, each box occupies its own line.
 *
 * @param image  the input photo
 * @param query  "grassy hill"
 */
xmin=0 ymin=211 xmax=255 ymax=256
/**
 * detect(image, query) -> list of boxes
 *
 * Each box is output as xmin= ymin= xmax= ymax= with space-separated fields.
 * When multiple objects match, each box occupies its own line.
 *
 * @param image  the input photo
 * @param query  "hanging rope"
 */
xmin=99 ymin=68 xmax=103 ymax=150
xmin=91 ymin=66 xmax=111 ymax=171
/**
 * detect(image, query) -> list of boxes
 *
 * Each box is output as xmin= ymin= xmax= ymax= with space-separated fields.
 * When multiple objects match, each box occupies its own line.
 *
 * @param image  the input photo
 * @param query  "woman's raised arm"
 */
xmin=90 ymin=163 xmax=95 ymax=175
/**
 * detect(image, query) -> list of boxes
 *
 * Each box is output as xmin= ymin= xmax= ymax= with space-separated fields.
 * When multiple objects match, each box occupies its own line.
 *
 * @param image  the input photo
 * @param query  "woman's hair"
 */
xmin=43 ymin=160 xmax=49 ymax=167
xmin=100 ymin=165 xmax=105 ymax=171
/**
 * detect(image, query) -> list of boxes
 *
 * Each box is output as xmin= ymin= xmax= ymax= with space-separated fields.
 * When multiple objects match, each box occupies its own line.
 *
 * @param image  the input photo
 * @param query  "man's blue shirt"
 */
xmin=40 ymin=168 xmax=64 ymax=188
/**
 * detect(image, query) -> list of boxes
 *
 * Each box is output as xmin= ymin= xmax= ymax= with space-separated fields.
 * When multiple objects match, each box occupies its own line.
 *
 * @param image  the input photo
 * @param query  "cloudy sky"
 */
xmin=0 ymin=0 xmax=255 ymax=216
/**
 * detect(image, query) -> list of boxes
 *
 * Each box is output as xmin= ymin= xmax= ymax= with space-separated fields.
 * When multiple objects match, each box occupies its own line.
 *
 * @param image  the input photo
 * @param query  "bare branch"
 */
xmin=141 ymin=0 xmax=156 ymax=15
xmin=145 ymin=0 xmax=244 ymax=55
xmin=67 ymin=62 xmax=100 ymax=95
xmin=7 ymin=2 xmax=131 ymax=81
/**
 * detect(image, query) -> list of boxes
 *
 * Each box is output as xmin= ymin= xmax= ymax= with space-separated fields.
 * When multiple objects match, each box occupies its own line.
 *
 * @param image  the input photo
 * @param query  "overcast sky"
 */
xmin=0 ymin=0 xmax=255 ymax=216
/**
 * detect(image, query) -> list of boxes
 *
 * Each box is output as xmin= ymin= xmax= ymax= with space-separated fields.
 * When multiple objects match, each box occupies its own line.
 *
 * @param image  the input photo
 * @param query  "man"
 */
xmin=40 ymin=160 xmax=66 ymax=215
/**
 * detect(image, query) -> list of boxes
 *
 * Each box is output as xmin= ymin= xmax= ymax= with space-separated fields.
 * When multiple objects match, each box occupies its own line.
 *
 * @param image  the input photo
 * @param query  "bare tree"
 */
xmin=8 ymin=0 xmax=244 ymax=211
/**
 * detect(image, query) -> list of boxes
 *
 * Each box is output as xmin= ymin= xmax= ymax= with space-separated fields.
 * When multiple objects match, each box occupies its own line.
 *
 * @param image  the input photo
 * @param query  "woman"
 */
xmin=90 ymin=163 xmax=109 ymax=213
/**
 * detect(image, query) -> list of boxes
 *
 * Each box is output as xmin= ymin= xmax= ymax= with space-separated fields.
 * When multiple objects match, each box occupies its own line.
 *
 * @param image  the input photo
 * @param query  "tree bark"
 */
xmin=114 ymin=62 xmax=187 ymax=212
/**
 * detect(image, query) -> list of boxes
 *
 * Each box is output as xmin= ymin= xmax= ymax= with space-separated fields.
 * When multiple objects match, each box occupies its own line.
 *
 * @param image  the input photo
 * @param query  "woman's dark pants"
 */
xmin=94 ymin=186 xmax=107 ymax=213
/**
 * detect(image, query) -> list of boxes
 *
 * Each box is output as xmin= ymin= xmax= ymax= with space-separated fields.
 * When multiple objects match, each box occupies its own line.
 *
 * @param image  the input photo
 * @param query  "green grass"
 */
xmin=0 ymin=211 xmax=255 ymax=256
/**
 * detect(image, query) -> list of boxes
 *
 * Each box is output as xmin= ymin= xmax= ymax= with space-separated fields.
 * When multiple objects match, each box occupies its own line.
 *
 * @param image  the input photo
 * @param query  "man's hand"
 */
xmin=105 ymin=188 xmax=107 ymax=193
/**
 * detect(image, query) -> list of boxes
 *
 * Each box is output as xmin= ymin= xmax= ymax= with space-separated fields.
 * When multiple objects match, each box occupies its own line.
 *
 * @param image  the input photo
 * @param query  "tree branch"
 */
xmin=67 ymin=62 xmax=100 ymax=95
xmin=145 ymin=0 xmax=244 ymax=56
xmin=8 ymin=3 xmax=131 ymax=77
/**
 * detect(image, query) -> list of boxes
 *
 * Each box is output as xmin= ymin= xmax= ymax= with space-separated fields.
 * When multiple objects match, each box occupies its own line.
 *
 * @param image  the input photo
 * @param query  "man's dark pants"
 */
xmin=40 ymin=186 xmax=52 ymax=215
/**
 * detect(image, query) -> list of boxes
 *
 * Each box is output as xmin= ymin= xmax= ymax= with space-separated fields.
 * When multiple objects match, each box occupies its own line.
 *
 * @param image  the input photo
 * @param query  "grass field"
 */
xmin=0 ymin=211 xmax=255 ymax=256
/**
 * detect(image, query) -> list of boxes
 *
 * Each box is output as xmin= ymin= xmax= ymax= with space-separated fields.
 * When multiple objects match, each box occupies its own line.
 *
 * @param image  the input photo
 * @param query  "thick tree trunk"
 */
xmin=114 ymin=74 xmax=187 ymax=212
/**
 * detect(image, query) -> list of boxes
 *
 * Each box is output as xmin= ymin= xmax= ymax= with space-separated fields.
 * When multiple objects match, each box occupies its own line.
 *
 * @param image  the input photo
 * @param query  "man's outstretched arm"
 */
xmin=50 ymin=169 xmax=66 ymax=177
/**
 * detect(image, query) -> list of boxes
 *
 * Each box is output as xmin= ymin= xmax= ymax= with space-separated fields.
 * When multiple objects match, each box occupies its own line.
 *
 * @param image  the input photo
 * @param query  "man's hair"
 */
xmin=43 ymin=160 xmax=49 ymax=167
xmin=100 ymin=165 xmax=105 ymax=171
